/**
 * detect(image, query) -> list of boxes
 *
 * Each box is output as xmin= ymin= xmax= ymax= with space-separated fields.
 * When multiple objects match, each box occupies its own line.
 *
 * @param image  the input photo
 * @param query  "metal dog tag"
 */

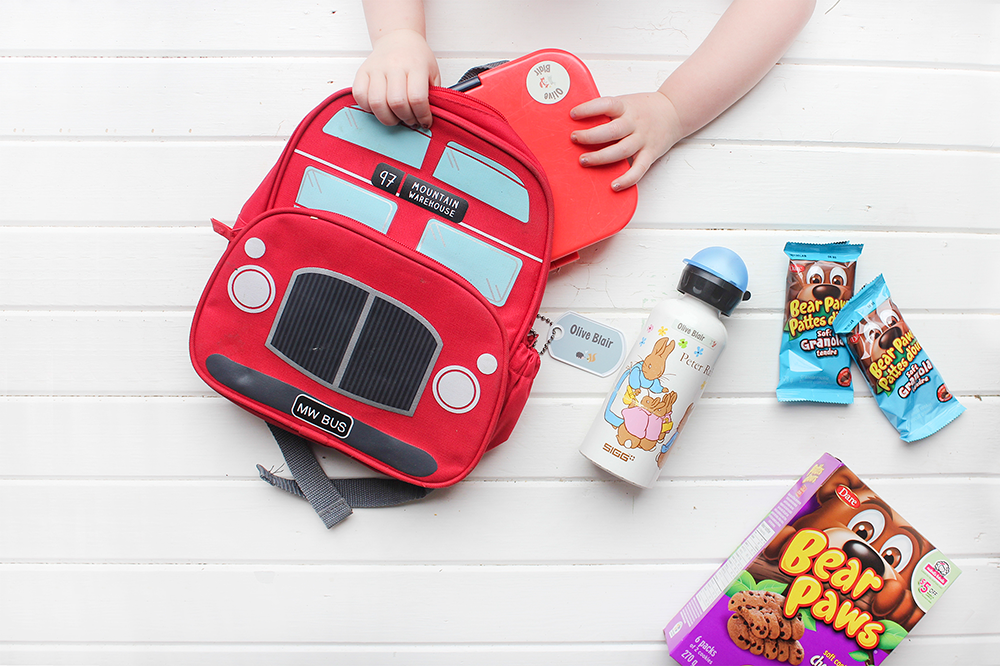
xmin=546 ymin=312 xmax=626 ymax=377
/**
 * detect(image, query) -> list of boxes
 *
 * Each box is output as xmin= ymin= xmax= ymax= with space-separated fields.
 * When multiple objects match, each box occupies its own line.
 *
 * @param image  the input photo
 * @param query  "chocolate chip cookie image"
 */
xmin=726 ymin=590 xmax=804 ymax=664
xmin=729 ymin=590 xmax=805 ymax=641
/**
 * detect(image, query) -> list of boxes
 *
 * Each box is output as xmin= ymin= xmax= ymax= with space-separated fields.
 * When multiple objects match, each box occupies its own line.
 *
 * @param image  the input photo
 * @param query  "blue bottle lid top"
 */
xmin=679 ymin=246 xmax=751 ymax=316
xmin=683 ymin=246 xmax=749 ymax=292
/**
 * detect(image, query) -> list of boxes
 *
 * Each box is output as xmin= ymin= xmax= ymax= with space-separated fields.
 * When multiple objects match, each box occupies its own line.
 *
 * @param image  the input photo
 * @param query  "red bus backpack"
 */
xmin=190 ymin=87 xmax=553 ymax=527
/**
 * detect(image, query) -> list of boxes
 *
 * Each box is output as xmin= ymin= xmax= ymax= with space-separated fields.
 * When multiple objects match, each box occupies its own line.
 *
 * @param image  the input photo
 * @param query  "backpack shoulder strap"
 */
xmin=261 ymin=425 xmax=432 ymax=528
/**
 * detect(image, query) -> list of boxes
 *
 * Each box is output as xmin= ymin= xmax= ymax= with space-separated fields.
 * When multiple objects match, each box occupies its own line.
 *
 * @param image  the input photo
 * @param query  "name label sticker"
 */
xmin=400 ymin=174 xmax=469 ymax=222
xmin=526 ymin=60 xmax=571 ymax=105
xmin=292 ymin=394 xmax=353 ymax=439
xmin=547 ymin=312 xmax=627 ymax=377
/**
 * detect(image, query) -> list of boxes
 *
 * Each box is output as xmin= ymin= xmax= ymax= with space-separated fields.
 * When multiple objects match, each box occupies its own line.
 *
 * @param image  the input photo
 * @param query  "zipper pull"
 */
xmin=211 ymin=218 xmax=236 ymax=241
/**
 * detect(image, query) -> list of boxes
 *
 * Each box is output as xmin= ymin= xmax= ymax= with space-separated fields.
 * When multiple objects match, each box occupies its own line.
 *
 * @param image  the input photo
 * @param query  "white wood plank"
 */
xmin=0 ymin=1 xmax=372 ymax=56
xmin=5 ymin=58 xmax=997 ymax=149
xmin=431 ymin=0 xmax=1000 ymax=68
xmin=0 ymin=141 xmax=284 ymax=226
xmin=0 ymin=57 xmax=348 ymax=139
xmin=2 ymin=141 xmax=998 ymax=231
xmin=3 ymin=637 xmax=999 ymax=666
xmin=2 ymin=479 xmax=995 ymax=562
xmin=1 ymin=227 xmax=997 ymax=311
xmin=0 ymin=228 xmax=225 ymax=308
xmin=0 ymin=312 xmax=992 ymax=395
xmin=2 ymin=1 xmax=997 ymax=67
xmin=0 ymin=312 xmax=198 ymax=395
xmin=0 ymin=561 xmax=992 ymax=642
xmin=3 ymin=396 xmax=997 ymax=480
xmin=631 ymin=143 xmax=1000 ymax=233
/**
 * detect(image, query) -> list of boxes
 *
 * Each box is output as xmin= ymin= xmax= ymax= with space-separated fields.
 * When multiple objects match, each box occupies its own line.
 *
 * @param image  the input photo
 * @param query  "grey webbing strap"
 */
xmin=268 ymin=424 xmax=352 ymax=528
xmin=262 ymin=425 xmax=432 ymax=528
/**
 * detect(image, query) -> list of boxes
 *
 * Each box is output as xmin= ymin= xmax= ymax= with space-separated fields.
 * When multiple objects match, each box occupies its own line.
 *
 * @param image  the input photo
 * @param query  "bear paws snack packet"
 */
xmin=833 ymin=274 xmax=964 ymax=442
xmin=664 ymin=454 xmax=961 ymax=666
xmin=777 ymin=242 xmax=863 ymax=404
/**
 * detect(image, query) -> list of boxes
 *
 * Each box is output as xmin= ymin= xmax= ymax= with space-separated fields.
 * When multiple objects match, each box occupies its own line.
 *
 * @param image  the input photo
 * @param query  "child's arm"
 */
xmin=353 ymin=0 xmax=440 ymax=128
xmin=571 ymin=0 xmax=816 ymax=191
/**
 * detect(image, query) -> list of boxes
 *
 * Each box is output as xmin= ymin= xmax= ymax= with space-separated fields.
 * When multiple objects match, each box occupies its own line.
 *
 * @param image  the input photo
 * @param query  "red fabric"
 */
xmin=190 ymin=88 xmax=552 ymax=487
xmin=488 ymin=339 xmax=542 ymax=450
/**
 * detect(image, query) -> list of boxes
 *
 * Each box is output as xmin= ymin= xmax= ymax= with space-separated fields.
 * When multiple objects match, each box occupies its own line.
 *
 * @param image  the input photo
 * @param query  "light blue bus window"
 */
xmin=417 ymin=220 xmax=522 ymax=306
xmin=445 ymin=142 xmax=523 ymax=185
xmin=323 ymin=107 xmax=430 ymax=168
xmin=296 ymin=167 xmax=397 ymax=234
xmin=433 ymin=142 xmax=530 ymax=223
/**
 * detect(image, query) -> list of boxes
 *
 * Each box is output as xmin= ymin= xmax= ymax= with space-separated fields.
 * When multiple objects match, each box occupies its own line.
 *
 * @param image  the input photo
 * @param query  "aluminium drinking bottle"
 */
xmin=579 ymin=247 xmax=751 ymax=487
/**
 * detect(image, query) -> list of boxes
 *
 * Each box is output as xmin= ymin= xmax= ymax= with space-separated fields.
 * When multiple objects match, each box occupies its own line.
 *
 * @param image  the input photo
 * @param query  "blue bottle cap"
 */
xmin=679 ymin=246 xmax=751 ymax=316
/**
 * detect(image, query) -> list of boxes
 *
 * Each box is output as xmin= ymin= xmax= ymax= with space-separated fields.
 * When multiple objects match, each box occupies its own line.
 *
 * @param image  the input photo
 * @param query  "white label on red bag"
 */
xmin=400 ymin=175 xmax=469 ymax=222
xmin=526 ymin=60 xmax=570 ymax=105
xmin=292 ymin=394 xmax=353 ymax=438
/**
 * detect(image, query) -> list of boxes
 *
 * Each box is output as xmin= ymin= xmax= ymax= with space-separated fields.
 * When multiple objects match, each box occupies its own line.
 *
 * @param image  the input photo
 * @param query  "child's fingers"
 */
xmin=579 ymin=135 xmax=638 ymax=167
xmin=571 ymin=117 xmax=633 ymax=147
xmin=351 ymin=66 xmax=436 ymax=129
xmin=570 ymin=96 xmax=625 ymax=121
xmin=572 ymin=91 xmax=677 ymax=189
xmin=570 ymin=97 xmax=635 ymax=146
xmin=385 ymin=70 xmax=418 ymax=127
xmin=352 ymin=71 xmax=373 ymax=113
xmin=364 ymin=75 xmax=402 ymax=126
xmin=612 ymin=151 xmax=656 ymax=191
xmin=407 ymin=74 xmax=433 ymax=128
xmin=616 ymin=142 xmax=666 ymax=190
xmin=579 ymin=138 xmax=656 ymax=191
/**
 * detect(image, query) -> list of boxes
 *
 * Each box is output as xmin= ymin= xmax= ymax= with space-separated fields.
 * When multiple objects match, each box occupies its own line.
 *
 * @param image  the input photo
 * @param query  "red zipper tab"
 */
xmin=211 ymin=218 xmax=236 ymax=241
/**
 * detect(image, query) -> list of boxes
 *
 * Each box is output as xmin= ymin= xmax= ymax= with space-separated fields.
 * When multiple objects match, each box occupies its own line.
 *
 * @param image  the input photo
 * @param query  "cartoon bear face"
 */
xmin=779 ymin=467 xmax=935 ymax=630
xmin=787 ymin=260 xmax=856 ymax=304
xmin=847 ymin=300 xmax=911 ymax=380
xmin=813 ymin=473 xmax=928 ymax=587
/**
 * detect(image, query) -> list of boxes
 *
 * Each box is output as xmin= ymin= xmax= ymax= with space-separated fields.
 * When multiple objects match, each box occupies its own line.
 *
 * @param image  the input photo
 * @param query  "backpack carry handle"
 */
xmin=449 ymin=60 xmax=510 ymax=92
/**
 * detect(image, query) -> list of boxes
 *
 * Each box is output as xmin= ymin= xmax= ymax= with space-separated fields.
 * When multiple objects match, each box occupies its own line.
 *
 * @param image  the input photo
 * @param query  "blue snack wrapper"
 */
xmin=777 ymin=241 xmax=863 ymax=403
xmin=833 ymin=274 xmax=964 ymax=442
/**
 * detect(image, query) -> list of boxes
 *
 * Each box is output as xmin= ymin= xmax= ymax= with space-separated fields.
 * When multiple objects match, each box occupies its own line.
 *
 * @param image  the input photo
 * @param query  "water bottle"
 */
xmin=579 ymin=247 xmax=751 ymax=487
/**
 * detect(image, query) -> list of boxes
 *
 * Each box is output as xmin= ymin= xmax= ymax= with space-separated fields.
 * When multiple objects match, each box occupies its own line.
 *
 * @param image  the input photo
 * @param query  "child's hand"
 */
xmin=570 ymin=91 xmax=684 ymax=191
xmin=353 ymin=28 xmax=440 ymax=128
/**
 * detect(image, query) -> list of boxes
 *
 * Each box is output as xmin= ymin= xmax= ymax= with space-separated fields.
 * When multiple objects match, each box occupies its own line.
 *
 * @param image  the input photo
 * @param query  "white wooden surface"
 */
xmin=2 ymin=1 xmax=998 ymax=664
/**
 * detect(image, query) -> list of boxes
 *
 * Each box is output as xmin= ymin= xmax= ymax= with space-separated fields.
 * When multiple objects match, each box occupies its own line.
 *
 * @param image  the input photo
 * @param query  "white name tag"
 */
xmin=546 ymin=312 xmax=626 ymax=377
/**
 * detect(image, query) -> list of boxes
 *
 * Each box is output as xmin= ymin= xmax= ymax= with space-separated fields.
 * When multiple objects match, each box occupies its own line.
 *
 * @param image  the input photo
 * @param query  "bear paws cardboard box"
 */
xmin=664 ymin=453 xmax=960 ymax=666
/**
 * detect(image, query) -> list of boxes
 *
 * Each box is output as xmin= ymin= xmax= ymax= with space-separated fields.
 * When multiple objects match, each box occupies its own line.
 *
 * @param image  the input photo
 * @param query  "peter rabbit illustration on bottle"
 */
xmin=618 ymin=390 xmax=679 ymax=452
xmin=604 ymin=337 xmax=675 ymax=430
xmin=580 ymin=247 xmax=751 ymax=487
xmin=604 ymin=337 xmax=680 ymax=453
xmin=656 ymin=402 xmax=694 ymax=468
